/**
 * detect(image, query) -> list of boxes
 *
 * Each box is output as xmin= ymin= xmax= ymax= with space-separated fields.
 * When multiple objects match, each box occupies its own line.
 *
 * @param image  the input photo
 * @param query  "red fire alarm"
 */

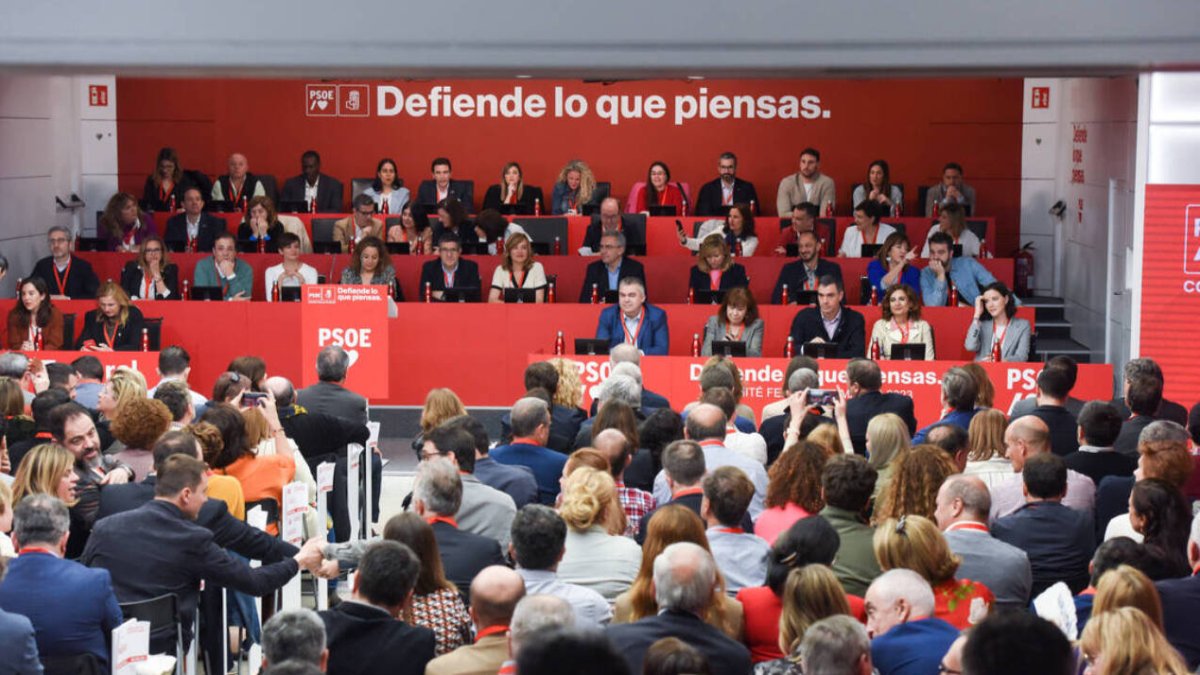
xmin=88 ymin=85 xmax=109 ymax=107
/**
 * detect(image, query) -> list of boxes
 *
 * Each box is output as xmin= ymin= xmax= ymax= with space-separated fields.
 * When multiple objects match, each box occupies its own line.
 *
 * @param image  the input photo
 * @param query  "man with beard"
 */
xmin=772 ymin=229 xmax=844 ymax=304
xmin=49 ymin=402 xmax=132 ymax=557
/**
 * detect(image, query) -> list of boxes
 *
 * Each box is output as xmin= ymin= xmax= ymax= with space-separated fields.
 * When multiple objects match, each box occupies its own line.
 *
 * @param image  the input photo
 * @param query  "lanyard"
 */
xmin=52 ymin=259 xmax=72 ymax=295
xmin=443 ymin=266 xmax=455 ymax=288
xmin=18 ymin=547 xmax=57 ymax=556
xmin=228 ymin=178 xmax=243 ymax=206
xmin=622 ymin=309 xmax=646 ymax=345
xmin=709 ymin=269 xmax=722 ymax=291
xmin=476 ymin=625 xmax=509 ymax=642
xmin=714 ymin=527 xmax=743 ymax=534
xmin=673 ymin=486 xmax=705 ymax=498
xmin=102 ymin=320 xmax=118 ymax=347
xmin=946 ymin=521 xmax=989 ymax=533
xmin=892 ymin=319 xmax=911 ymax=344
xmin=726 ymin=323 xmax=745 ymax=341
xmin=142 ymin=274 xmax=156 ymax=299
xmin=425 ymin=515 xmax=458 ymax=528
xmin=216 ymin=260 xmax=231 ymax=297
xmin=511 ymin=268 xmax=527 ymax=288
xmin=863 ymin=226 xmax=879 ymax=245
xmin=159 ymin=183 xmax=172 ymax=203
xmin=992 ymin=321 xmax=1008 ymax=350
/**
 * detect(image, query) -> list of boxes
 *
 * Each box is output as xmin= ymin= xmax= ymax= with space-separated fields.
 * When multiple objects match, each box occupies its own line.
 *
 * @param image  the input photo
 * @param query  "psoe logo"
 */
xmin=306 ymin=85 xmax=337 ymax=116
xmin=338 ymin=85 xmax=369 ymax=117
xmin=1186 ymin=205 xmax=1200 ymax=275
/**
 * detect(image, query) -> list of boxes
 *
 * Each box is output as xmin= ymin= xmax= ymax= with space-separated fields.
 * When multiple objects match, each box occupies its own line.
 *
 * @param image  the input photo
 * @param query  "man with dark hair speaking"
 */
xmin=788 ymin=275 xmax=865 ymax=358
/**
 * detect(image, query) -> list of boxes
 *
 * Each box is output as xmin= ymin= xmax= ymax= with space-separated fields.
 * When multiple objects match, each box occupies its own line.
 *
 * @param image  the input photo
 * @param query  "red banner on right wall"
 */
xmin=1140 ymin=184 xmax=1200 ymax=404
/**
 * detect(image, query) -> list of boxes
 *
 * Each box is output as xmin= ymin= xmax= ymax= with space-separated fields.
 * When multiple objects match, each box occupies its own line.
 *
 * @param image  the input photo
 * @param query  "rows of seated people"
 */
xmin=0 ymin=342 xmax=1199 ymax=675
xmin=133 ymin=146 xmax=977 ymax=218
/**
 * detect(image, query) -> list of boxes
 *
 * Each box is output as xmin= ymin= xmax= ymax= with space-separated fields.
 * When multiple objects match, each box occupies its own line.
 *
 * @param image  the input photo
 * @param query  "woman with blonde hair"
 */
xmin=551 ymin=160 xmax=604 ymax=215
xmin=488 ymin=231 xmax=547 ymax=303
xmin=874 ymin=515 xmax=993 ymax=629
xmin=689 ymin=235 xmax=749 ymax=297
xmin=874 ymin=445 xmax=957 ymax=522
xmin=964 ymin=408 xmax=1011 ymax=488
xmin=416 ymin=388 xmax=467 ymax=449
xmin=613 ymin=503 xmax=743 ymax=640
xmin=76 ymin=281 xmax=145 ymax=351
xmin=865 ymin=412 xmax=911 ymax=498
xmin=549 ymin=358 xmax=583 ymax=409
xmin=559 ymin=448 xmax=625 ymax=535
xmin=1092 ymin=564 xmax=1163 ymax=630
xmin=11 ymin=443 xmax=77 ymax=505
xmin=774 ymin=565 xmax=852 ymax=665
xmin=960 ymin=362 xmax=995 ymax=408
xmin=1079 ymin=606 xmax=1190 ymax=675
xmin=556 ymin=466 xmax=641 ymax=601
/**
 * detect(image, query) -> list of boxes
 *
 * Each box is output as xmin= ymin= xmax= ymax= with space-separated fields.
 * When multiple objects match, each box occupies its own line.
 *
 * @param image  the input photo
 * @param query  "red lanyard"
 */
xmin=622 ymin=309 xmax=646 ymax=345
xmin=507 ymin=189 xmax=517 ymax=205
xmin=714 ymin=527 xmax=743 ymax=534
xmin=864 ymin=227 xmax=879 ymax=245
xmin=698 ymin=440 xmax=723 ymax=448
xmin=159 ymin=183 xmax=172 ymax=203
xmin=443 ymin=267 xmax=455 ymax=287
xmin=511 ymin=269 xmax=527 ymax=288
xmin=893 ymin=320 xmax=911 ymax=344
xmin=52 ymin=259 xmax=72 ymax=295
xmin=476 ymin=625 xmax=508 ymax=642
xmin=18 ymin=547 xmax=56 ymax=556
xmin=425 ymin=515 xmax=458 ymax=528
xmin=215 ymin=260 xmax=231 ymax=297
xmin=673 ymin=486 xmax=705 ymax=498
xmin=142 ymin=274 xmax=155 ymax=299
xmin=726 ymin=323 xmax=745 ymax=341
xmin=568 ymin=194 xmax=578 ymax=211
xmin=992 ymin=322 xmax=1008 ymax=349
xmin=102 ymin=321 xmax=118 ymax=347
xmin=228 ymin=179 xmax=243 ymax=206
xmin=946 ymin=521 xmax=989 ymax=533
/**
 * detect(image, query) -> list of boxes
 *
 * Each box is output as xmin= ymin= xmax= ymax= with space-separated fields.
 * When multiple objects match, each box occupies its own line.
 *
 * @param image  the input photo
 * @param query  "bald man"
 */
xmin=580 ymin=197 xmax=646 ymax=255
xmin=594 ymin=428 xmax=656 ymax=536
xmin=988 ymin=416 xmax=1095 ymax=521
xmin=935 ymin=475 xmax=1032 ymax=610
xmin=212 ymin=152 xmax=267 ymax=205
xmin=426 ymin=566 xmax=525 ymax=675
xmin=651 ymin=404 xmax=767 ymax=518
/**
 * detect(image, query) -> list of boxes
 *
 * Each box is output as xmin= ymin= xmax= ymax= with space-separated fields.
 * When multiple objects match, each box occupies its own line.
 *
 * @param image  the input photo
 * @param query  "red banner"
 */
xmin=299 ymin=285 xmax=389 ymax=398
xmin=1139 ymin=185 xmax=1200 ymax=404
xmin=535 ymin=355 xmax=1113 ymax=425
xmin=17 ymin=351 xmax=161 ymax=389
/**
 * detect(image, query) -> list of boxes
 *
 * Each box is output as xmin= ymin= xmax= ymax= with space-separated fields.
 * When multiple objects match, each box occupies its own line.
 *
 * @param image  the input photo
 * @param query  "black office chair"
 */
xmin=351 ymin=177 xmax=374 ymax=201
xmin=62 ymin=313 xmax=76 ymax=348
xmin=311 ymin=218 xmax=338 ymax=243
xmin=119 ymin=593 xmax=184 ymax=675
xmin=143 ymin=317 xmax=163 ymax=350
xmin=258 ymin=174 xmax=279 ymax=204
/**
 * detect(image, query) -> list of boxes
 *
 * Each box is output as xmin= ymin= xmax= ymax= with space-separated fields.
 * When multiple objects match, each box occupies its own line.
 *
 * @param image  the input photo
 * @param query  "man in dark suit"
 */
xmin=280 ymin=150 xmax=344 ymax=212
xmin=606 ymin=541 xmax=751 ymax=674
xmin=694 ymin=152 xmax=760 ymax=216
xmin=81 ymin=454 xmax=323 ymax=652
xmin=267 ymin=376 xmax=369 ymax=473
xmin=1114 ymin=373 xmax=1167 ymax=457
xmin=164 ymin=187 xmax=227 ymax=252
xmin=1155 ymin=512 xmax=1200 ymax=670
xmin=491 ymin=398 xmax=568 ymax=505
xmin=0 ymin=494 xmax=122 ymax=668
xmin=30 ymin=225 xmax=101 ymax=299
xmin=772 ymin=229 xmax=842 ymax=304
xmin=579 ymin=230 xmax=647 ymax=303
xmin=1014 ymin=367 xmax=1080 ymax=456
xmin=1110 ymin=357 xmax=1189 ymax=426
xmin=417 ymin=232 xmax=482 ymax=301
xmin=411 ymin=457 xmax=505 ymax=600
xmin=416 ymin=157 xmax=474 ymax=213
xmin=0 ymin=607 xmax=40 ymax=674
xmin=991 ymin=453 xmax=1095 ymax=596
xmin=1064 ymin=401 xmax=1137 ymax=486
xmin=788 ymin=275 xmax=865 ymax=359
xmin=580 ymin=197 xmax=646 ymax=255
xmin=319 ymin=541 xmax=436 ymax=675
xmin=595 ymin=277 xmax=669 ymax=356
xmin=843 ymin=358 xmax=917 ymax=456
xmin=499 ymin=362 xmax=585 ymax=454
xmin=1009 ymin=355 xmax=1086 ymax=418
xmin=443 ymin=414 xmax=539 ymax=509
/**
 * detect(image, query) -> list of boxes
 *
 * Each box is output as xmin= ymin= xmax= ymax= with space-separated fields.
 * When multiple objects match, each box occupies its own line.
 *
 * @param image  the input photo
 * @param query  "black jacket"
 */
xmin=500 ymin=403 xmax=586 ymax=454
xmin=581 ymin=216 xmax=646 ymax=253
xmin=163 ymin=212 xmax=227 ymax=252
xmin=30 ymin=255 xmax=100 ymax=299
xmin=320 ymin=601 xmax=436 ymax=675
xmin=417 ymin=179 xmax=475 ymax=213
xmin=771 ymin=258 xmax=844 ymax=304
xmin=606 ymin=609 xmax=752 ymax=675
xmin=278 ymin=405 xmax=371 ymax=473
xmin=120 ymin=261 xmax=180 ymax=301
xmin=789 ymin=305 xmax=866 ymax=359
xmin=482 ymin=184 xmax=545 ymax=214
xmin=1114 ymin=415 xmax=1155 ymax=457
xmin=1018 ymin=404 xmax=1080 ymax=456
xmin=81 ymin=500 xmax=299 ymax=650
xmin=431 ymin=520 xmax=504 ymax=603
xmin=280 ymin=173 xmax=344 ymax=212
xmin=688 ymin=263 xmax=749 ymax=294
xmin=579 ymin=257 xmax=647 ymax=303
xmin=75 ymin=305 xmax=145 ymax=351
xmin=694 ymin=177 xmax=760 ymax=216
xmin=845 ymin=390 xmax=918 ymax=456
xmin=418 ymin=258 xmax=482 ymax=300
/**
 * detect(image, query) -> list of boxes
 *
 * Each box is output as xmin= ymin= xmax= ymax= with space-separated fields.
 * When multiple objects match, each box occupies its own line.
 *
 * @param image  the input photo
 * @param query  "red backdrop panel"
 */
xmin=117 ymin=77 xmax=1023 ymax=251
xmin=1140 ymin=185 xmax=1200 ymax=404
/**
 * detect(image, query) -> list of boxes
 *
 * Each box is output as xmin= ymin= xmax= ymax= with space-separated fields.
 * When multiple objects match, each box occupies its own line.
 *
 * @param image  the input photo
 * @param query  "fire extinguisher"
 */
xmin=1013 ymin=242 xmax=1035 ymax=296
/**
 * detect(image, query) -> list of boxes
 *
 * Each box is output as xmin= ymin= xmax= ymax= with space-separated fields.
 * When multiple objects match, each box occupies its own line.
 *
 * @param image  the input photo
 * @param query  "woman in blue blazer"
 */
xmin=867 ymin=231 xmax=920 ymax=300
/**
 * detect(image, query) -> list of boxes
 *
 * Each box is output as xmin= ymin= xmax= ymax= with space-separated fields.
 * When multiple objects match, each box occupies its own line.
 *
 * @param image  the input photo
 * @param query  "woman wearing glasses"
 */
xmin=120 ymin=236 xmax=179 ymax=300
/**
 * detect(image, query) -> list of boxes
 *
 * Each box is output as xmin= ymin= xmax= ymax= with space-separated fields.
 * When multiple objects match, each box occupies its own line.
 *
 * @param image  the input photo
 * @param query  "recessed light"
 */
xmin=687 ymin=75 xmax=705 ymax=80
xmin=515 ymin=74 xmax=533 ymax=79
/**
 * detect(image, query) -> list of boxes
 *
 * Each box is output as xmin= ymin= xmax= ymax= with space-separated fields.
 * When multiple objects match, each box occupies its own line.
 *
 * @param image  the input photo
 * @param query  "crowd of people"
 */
xmin=0 ymin=332 xmax=1199 ymax=675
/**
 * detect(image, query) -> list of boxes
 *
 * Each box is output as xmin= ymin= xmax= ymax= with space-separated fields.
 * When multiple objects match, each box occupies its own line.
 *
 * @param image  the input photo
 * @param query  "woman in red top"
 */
xmin=634 ymin=161 xmax=687 ymax=214
xmin=202 ymin=399 xmax=295 ymax=535
xmin=737 ymin=515 xmax=866 ymax=664
xmin=873 ymin=515 xmax=994 ymax=630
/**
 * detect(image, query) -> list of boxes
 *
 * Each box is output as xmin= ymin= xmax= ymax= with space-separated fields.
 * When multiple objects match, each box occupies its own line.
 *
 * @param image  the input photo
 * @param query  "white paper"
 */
xmin=112 ymin=618 xmax=150 ymax=675
xmin=316 ymin=461 xmax=335 ymax=493
xmin=347 ymin=443 xmax=363 ymax=540
xmin=367 ymin=422 xmax=381 ymax=446
xmin=246 ymin=505 xmax=268 ymax=533
xmin=281 ymin=481 xmax=308 ymax=546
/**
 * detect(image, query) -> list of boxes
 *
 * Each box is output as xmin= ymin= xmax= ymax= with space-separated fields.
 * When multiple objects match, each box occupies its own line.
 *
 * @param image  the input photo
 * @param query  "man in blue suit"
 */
xmin=595 ymin=277 xmax=669 ymax=356
xmin=0 ymin=494 xmax=122 ymax=667
xmin=0 ymin=608 xmax=40 ymax=675
xmin=491 ymin=397 xmax=569 ymax=506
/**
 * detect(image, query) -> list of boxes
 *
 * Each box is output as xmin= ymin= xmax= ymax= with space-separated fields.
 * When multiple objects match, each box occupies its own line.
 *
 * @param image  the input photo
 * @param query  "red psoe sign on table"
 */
xmin=300 ymin=285 xmax=390 ymax=399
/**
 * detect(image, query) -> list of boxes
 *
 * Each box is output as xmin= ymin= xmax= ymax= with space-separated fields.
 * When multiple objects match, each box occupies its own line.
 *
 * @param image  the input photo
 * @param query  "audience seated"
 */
xmin=0 ymin=605 xmax=41 ymax=674
xmin=923 ymin=162 xmax=976 ymax=217
xmin=420 ymin=424 xmax=517 ymax=548
xmin=211 ymin=152 xmax=267 ymax=207
xmin=426 ymin=565 xmax=524 ymax=675
xmin=1064 ymin=401 xmax=1137 ymax=485
xmin=966 ymin=281 xmax=1031 ymax=362
xmin=788 ymin=275 xmax=866 ymax=358
xmin=700 ymin=466 xmax=769 ymax=593
xmin=1115 ymin=372 xmax=1167 ymax=456
xmin=280 ymin=150 xmax=344 ymax=212
xmin=482 ymin=162 xmax=544 ymax=214
xmin=700 ymin=287 xmax=764 ymax=357
xmin=7 ymin=277 xmax=65 ymax=351
xmin=653 ymin=404 xmax=767 ymax=517
xmin=772 ymin=227 xmax=844 ymax=303
xmin=492 ymin=397 xmax=568 ymax=505
xmin=551 ymin=159 xmax=606 ymax=215
xmin=922 ymin=202 xmax=981 ymax=257
xmin=960 ymin=611 xmax=1073 ymax=675
xmin=557 ymin=466 xmax=641 ymax=601
xmin=417 ymin=157 xmax=474 ymax=213
xmin=633 ymin=161 xmax=688 ymax=215
xmin=29 ymin=225 xmax=100 ymax=300
xmin=580 ymin=230 xmax=647 ymax=303
xmin=756 ymin=440 xmax=830 ymax=545
xmin=261 ymin=608 xmax=327 ymax=672
xmin=912 ymin=367 xmax=979 ymax=444
xmin=236 ymin=196 xmax=286 ymax=252
xmin=776 ymin=148 xmax=836 ymax=216
xmin=843 ymin=359 xmax=917 ymax=456
xmin=510 ymin=505 xmax=612 ymax=626
xmin=839 ymin=201 xmax=895 ymax=259
xmin=595 ymin=277 xmax=669 ymax=355
xmin=865 ymin=568 xmax=960 ymax=675
xmin=819 ymin=454 xmax=882 ymax=597
xmin=75 ymin=281 xmax=145 ymax=352
xmin=756 ymin=564 xmax=855 ymax=673
xmin=798 ymin=615 xmax=874 ymax=675
xmin=1097 ymin=420 xmax=1193 ymax=542
xmin=694 ymin=152 xmax=759 ymax=217
xmin=580 ymin=197 xmax=646 ymax=255
xmin=100 ymin=192 xmax=159 ymax=253
xmin=852 ymin=159 xmax=903 ymax=213
xmin=680 ymin=203 xmax=759 ymax=256
xmin=990 ymin=415 xmax=1096 ymax=519
xmin=194 ymin=231 xmax=253 ymax=300
xmin=142 ymin=147 xmax=203 ymax=212
xmin=1155 ymin=512 xmax=1200 ymax=669
xmin=1111 ymin=357 xmax=1190 ymax=426
xmin=873 ymin=445 xmax=957 ymax=522
xmin=1079 ymin=606 xmax=1190 ymax=675
xmin=920 ymin=231 xmax=1001 ymax=307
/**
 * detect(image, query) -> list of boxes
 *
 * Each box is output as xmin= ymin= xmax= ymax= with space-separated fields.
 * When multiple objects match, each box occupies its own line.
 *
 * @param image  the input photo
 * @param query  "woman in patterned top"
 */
xmin=383 ymin=512 xmax=472 ymax=655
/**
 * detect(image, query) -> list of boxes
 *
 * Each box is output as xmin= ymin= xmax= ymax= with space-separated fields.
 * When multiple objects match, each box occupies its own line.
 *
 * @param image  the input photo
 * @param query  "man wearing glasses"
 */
xmin=694 ymin=152 xmax=760 ymax=217
xmin=30 ymin=225 xmax=101 ymax=300
xmin=333 ymin=194 xmax=384 ymax=253
xmin=579 ymin=230 xmax=646 ymax=303
xmin=418 ymin=232 xmax=481 ymax=302
xmin=579 ymin=197 xmax=645 ymax=256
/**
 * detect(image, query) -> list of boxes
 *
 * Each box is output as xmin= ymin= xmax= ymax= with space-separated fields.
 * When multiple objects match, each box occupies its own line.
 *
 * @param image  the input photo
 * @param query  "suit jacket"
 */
xmin=30 ymin=255 xmax=100 ymax=299
xmin=320 ymin=601 xmax=436 ymax=675
xmin=1016 ymin=404 xmax=1079 ymax=456
xmin=788 ymin=305 xmax=866 ymax=359
xmin=0 ymin=608 xmax=41 ymax=675
xmin=281 ymin=173 xmax=345 ymax=212
xmin=944 ymin=527 xmax=1032 ymax=611
xmin=473 ymin=456 xmax=538 ymax=509
xmin=1110 ymin=397 xmax=1189 ymax=427
xmin=481 ymin=184 xmax=545 ymax=214
xmin=431 ymin=520 xmax=505 ymax=602
xmin=297 ymin=381 xmax=369 ymax=426
xmin=776 ymin=171 xmax=836 ymax=215
xmin=0 ymin=552 xmax=122 ymax=664
xmin=990 ymin=501 xmax=1095 ymax=596
xmin=606 ymin=609 xmax=751 ymax=675
xmin=579 ymin=257 xmax=647 ymax=303
xmin=581 ymin=216 xmax=646 ymax=253
xmin=425 ymin=634 xmax=508 ymax=675
xmin=279 ymin=405 xmax=370 ymax=471
xmin=75 ymin=305 xmax=145 ymax=351
xmin=1063 ymin=447 xmax=1137 ymax=487
xmin=688 ymin=263 xmax=748 ymax=294
xmin=771 ymin=258 xmax=844 ymax=304
xmin=418 ymin=258 xmax=482 ymax=300
xmin=490 ymin=441 xmax=569 ymax=506
xmin=81 ymin=500 xmax=299 ymax=649
xmin=164 ymin=212 xmax=226 ymax=252
xmin=924 ymin=182 xmax=977 ymax=216
xmin=966 ymin=317 xmax=1032 ymax=362
xmin=1114 ymin=415 xmax=1155 ymax=457
xmin=701 ymin=316 xmax=763 ymax=357
xmin=1156 ymin=572 xmax=1200 ymax=670
xmin=694 ymin=177 xmax=760 ymax=216
xmin=417 ymin=179 xmax=475 ymax=212
xmin=596 ymin=303 xmax=670 ymax=356
xmin=96 ymin=475 xmax=298 ymax=562
xmin=499 ymin=403 xmax=585 ymax=454
xmin=120 ymin=261 xmax=180 ymax=300
xmin=845 ymin=390 xmax=917 ymax=456
xmin=1009 ymin=395 xmax=1085 ymax=419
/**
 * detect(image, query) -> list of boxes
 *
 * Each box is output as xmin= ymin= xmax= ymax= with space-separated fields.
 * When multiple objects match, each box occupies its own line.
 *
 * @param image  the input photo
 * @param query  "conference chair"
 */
xmin=119 ymin=593 xmax=185 ymax=675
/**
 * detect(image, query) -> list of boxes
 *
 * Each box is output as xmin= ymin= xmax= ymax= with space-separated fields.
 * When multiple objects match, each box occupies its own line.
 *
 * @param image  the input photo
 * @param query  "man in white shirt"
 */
xmin=653 ymin=404 xmax=767 ymax=518
xmin=509 ymin=505 xmax=612 ymax=627
xmin=988 ymin=415 xmax=1095 ymax=521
